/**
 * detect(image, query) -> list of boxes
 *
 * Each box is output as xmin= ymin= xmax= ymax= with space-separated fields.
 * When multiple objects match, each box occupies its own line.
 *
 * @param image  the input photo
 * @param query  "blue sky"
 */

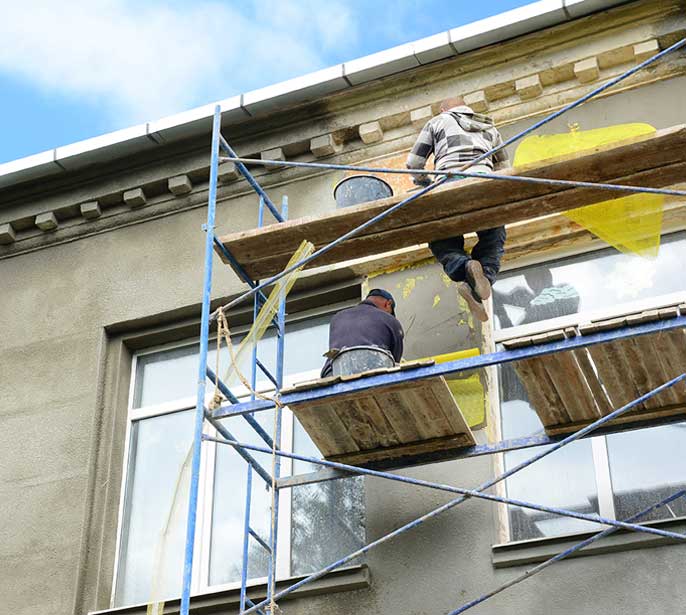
xmin=0 ymin=0 xmax=531 ymax=164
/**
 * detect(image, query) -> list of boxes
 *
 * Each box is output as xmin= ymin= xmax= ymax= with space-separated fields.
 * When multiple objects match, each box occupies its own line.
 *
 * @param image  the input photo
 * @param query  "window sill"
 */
xmin=91 ymin=565 xmax=370 ymax=615
xmin=492 ymin=516 xmax=686 ymax=569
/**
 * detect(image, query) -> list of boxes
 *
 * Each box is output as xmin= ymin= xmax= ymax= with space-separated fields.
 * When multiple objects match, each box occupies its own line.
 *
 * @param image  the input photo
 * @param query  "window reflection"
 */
xmin=607 ymin=423 xmax=686 ymax=522
xmin=493 ymin=231 xmax=686 ymax=330
xmin=290 ymin=421 xmax=366 ymax=574
xmin=500 ymin=365 xmax=600 ymax=541
xmin=115 ymin=409 xmax=194 ymax=606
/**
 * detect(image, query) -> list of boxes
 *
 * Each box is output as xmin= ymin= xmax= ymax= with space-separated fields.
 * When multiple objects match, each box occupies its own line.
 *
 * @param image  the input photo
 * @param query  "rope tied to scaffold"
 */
xmin=213 ymin=310 xmax=282 ymax=615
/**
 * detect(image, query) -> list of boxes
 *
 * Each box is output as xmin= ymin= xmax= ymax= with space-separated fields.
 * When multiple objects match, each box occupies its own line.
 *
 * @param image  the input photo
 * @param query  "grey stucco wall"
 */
xmin=2 ymin=6 xmax=686 ymax=615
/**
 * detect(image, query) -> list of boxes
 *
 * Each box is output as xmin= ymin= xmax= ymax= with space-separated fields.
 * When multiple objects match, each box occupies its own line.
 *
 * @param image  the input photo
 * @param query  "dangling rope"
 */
xmin=215 ymin=310 xmax=282 ymax=615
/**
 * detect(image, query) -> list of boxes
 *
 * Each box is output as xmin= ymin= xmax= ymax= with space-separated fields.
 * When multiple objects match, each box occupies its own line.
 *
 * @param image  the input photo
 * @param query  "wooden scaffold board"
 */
xmin=216 ymin=125 xmax=686 ymax=280
xmin=505 ymin=304 xmax=686 ymax=435
xmin=283 ymin=360 xmax=476 ymax=466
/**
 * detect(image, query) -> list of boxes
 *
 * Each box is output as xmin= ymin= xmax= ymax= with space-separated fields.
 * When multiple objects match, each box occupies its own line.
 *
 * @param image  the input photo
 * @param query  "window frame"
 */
xmin=493 ymin=229 xmax=686 ymax=543
xmin=111 ymin=298 xmax=359 ymax=608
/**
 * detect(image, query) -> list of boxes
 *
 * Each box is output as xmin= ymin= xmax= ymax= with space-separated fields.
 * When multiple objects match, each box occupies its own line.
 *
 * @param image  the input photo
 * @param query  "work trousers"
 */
xmin=428 ymin=166 xmax=506 ymax=284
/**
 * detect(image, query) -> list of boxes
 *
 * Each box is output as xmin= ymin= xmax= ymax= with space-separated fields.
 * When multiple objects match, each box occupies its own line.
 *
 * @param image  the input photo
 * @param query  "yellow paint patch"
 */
xmin=432 ymin=294 xmax=441 ymax=308
xmin=514 ymin=123 xmax=663 ymax=258
xmin=431 ymin=348 xmax=486 ymax=429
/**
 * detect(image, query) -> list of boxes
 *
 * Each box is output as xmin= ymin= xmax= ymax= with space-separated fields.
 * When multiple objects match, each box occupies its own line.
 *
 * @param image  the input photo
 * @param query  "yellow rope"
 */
xmin=216 ymin=311 xmax=282 ymax=614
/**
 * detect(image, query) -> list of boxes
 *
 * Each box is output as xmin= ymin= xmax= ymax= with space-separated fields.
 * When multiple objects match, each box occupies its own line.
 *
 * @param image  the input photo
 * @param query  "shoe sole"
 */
xmin=466 ymin=260 xmax=491 ymax=301
xmin=458 ymin=283 xmax=489 ymax=322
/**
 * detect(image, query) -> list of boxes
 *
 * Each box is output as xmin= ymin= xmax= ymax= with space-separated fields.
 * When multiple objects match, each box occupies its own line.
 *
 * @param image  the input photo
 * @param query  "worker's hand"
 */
xmin=412 ymin=175 xmax=432 ymax=187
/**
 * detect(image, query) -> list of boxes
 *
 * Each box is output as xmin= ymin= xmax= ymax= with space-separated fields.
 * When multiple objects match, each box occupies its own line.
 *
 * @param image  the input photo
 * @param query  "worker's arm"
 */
xmin=406 ymin=121 xmax=434 ymax=186
xmin=390 ymin=321 xmax=404 ymax=363
xmin=491 ymin=129 xmax=509 ymax=171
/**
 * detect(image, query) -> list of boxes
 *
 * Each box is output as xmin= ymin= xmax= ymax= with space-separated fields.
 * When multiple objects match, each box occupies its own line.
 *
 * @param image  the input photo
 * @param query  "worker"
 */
xmin=321 ymin=289 xmax=404 ymax=377
xmin=407 ymin=96 xmax=509 ymax=322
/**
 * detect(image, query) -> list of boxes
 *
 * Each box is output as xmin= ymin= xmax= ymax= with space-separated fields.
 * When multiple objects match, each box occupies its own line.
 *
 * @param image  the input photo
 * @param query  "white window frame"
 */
xmin=111 ymin=300 xmax=358 ymax=608
xmin=493 ymin=229 xmax=686 ymax=542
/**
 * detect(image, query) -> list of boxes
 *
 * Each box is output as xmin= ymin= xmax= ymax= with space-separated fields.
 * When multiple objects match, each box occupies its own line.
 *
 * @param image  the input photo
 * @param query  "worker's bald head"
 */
xmin=440 ymin=96 xmax=465 ymax=112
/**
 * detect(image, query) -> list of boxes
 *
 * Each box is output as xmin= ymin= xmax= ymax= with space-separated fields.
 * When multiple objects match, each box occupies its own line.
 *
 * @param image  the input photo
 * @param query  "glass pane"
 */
xmin=607 ymin=422 xmax=686 ymax=522
xmin=133 ymin=345 xmax=202 ymax=408
xmin=493 ymin=231 xmax=686 ymax=330
xmin=133 ymin=315 xmax=333 ymax=409
xmin=500 ymin=363 xmax=600 ymax=541
xmin=115 ymin=409 xmax=194 ymax=607
xmin=209 ymin=412 xmax=275 ymax=586
xmin=290 ymin=420 xmax=366 ymax=575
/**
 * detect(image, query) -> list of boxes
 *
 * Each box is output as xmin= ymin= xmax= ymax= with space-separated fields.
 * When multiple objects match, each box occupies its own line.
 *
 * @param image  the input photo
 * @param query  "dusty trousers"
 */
xmin=428 ymin=166 xmax=506 ymax=284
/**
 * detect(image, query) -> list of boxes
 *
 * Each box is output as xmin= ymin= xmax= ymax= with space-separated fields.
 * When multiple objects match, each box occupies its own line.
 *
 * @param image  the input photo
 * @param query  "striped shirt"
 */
xmin=406 ymin=105 xmax=508 ymax=171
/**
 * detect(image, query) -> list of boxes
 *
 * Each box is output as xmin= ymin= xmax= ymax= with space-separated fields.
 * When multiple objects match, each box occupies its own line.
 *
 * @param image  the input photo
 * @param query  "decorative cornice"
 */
xmin=0 ymin=6 xmax=684 ymax=259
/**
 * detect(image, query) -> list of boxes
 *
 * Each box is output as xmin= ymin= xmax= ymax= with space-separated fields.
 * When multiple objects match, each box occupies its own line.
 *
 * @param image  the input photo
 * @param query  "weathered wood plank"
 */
xmin=631 ymin=333 xmax=682 ymax=407
xmin=216 ymin=125 xmax=686 ymax=279
xmin=513 ymin=358 xmax=570 ymax=426
xmin=542 ymin=351 xmax=601 ymax=422
xmin=545 ymin=403 xmax=686 ymax=436
xmin=586 ymin=342 xmax=635 ymax=412
xmin=292 ymin=405 xmax=352 ymax=457
xmin=328 ymin=432 xmax=475 ymax=466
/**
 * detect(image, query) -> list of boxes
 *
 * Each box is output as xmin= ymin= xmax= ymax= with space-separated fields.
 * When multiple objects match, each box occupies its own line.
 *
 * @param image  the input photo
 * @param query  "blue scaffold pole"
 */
xmin=448 ymin=489 xmax=686 ymax=614
xmin=266 ymin=195 xmax=289 ymax=607
xmin=180 ymin=105 xmax=223 ymax=615
xmin=234 ymin=374 xmax=686 ymax=615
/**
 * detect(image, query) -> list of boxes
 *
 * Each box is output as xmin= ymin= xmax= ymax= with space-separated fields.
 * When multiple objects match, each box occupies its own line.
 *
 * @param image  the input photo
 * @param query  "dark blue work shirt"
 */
xmin=321 ymin=300 xmax=404 ymax=377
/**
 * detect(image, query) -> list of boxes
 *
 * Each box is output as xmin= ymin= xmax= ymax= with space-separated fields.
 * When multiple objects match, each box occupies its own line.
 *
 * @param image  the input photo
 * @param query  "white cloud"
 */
xmin=0 ymin=0 xmax=358 ymax=124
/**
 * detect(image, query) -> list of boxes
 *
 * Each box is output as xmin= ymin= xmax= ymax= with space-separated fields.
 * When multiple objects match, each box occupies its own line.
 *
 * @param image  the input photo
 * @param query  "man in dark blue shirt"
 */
xmin=321 ymin=289 xmax=404 ymax=377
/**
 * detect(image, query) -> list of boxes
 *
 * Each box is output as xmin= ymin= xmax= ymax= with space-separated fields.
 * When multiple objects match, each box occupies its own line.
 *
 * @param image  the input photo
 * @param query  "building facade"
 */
xmin=1 ymin=1 xmax=686 ymax=614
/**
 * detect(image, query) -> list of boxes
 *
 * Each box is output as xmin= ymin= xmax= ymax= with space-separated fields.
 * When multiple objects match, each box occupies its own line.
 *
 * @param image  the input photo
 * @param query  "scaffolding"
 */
xmin=179 ymin=37 xmax=686 ymax=615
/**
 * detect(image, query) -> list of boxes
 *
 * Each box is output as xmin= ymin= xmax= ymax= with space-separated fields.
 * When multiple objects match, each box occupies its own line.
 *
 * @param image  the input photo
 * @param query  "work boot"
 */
xmin=458 ymin=282 xmax=489 ymax=322
xmin=465 ymin=259 xmax=491 ymax=301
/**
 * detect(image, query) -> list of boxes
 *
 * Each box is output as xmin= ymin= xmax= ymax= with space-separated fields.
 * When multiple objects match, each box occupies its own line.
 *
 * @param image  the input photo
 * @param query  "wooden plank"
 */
xmin=586 ymin=342 xmax=635 ymax=412
xmin=513 ymin=358 xmax=570 ymax=426
xmin=400 ymin=384 xmax=455 ymax=438
xmin=291 ymin=405 xmax=356 ymax=457
xmin=328 ymin=432 xmax=475 ymax=466
xmin=655 ymin=328 xmax=686 ymax=400
xmin=426 ymin=377 xmax=474 ymax=438
xmin=374 ymin=387 xmax=429 ymax=443
xmin=563 ymin=323 xmax=612 ymax=415
xmin=614 ymin=338 xmax=661 ymax=410
xmin=351 ymin=396 xmax=402 ymax=448
xmin=545 ymin=403 xmax=686 ymax=436
xmin=631 ymin=333 xmax=682 ymax=407
xmin=327 ymin=398 xmax=382 ymax=452
xmin=541 ymin=351 xmax=601 ymax=422
xmin=216 ymin=125 xmax=686 ymax=278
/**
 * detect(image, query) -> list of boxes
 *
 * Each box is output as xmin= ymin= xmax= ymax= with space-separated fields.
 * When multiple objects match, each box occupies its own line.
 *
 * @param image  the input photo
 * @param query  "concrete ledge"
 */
xmin=574 ymin=57 xmax=600 ymax=83
xmin=218 ymin=162 xmax=239 ymax=183
xmin=89 ymin=565 xmax=369 ymax=615
xmin=310 ymin=134 xmax=341 ymax=158
xmin=492 ymin=516 xmax=686 ymax=568
xmin=410 ymin=106 xmax=433 ymax=129
xmin=464 ymin=91 xmax=489 ymax=112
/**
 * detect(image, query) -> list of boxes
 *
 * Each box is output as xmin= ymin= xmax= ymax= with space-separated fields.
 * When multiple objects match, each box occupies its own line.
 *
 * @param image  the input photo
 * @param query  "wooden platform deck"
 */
xmin=284 ymin=360 xmax=476 ymax=466
xmin=505 ymin=304 xmax=686 ymax=435
xmin=216 ymin=125 xmax=686 ymax=280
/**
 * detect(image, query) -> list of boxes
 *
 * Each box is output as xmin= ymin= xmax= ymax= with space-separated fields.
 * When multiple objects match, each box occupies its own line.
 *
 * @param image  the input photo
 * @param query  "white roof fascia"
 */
xmin=0 ymin=150 xmax=62 ymax=189
xmin=55 ymin=123 xmax=154 ymax=171
xmin=344 ymin=41 xmax=420 ymax=85
xmin=449 ymin=0 xmax=567 ymax=53
xmin=243 ymin=65 xmax=349 ymax=115
xmin=147 ymin=96 xmax=248 ymax=143
xmin=563 ymin=0 xmax=628 ymax=18
xmin=412 ymin=31 xmax=457 ymax=65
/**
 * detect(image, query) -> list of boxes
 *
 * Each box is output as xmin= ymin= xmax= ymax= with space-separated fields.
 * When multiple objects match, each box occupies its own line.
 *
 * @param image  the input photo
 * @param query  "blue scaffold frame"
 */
xmin=179 ymin=35 xmax=686 ymax=615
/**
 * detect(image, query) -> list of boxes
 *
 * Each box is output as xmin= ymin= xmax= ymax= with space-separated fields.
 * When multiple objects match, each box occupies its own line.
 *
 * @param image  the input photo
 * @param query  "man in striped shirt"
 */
xmin=407 ymin=96 xmax=509 ymax=322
